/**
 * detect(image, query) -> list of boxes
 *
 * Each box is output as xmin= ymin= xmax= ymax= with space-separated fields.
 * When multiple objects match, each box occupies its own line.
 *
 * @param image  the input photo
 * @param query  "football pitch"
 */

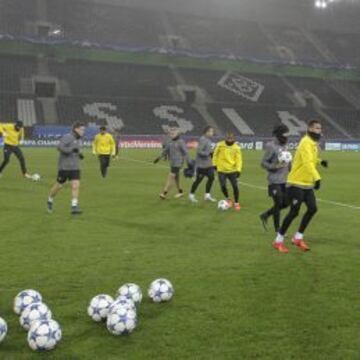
xmin=0 ymin=148 xmax=359 ymax=360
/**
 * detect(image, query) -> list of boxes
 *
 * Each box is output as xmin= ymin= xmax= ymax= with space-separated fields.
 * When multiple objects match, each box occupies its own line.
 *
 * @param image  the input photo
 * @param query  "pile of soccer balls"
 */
xmin=0 ymin=317 xmax=7 ymax=344
xmin=13 ymin=289 xmax=62 ymax=351
xmin=87 ymin=279 xmax=174 ymax=336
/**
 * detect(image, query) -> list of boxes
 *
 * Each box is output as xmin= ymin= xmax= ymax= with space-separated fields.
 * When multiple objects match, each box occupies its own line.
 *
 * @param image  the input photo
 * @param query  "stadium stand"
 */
xmin=47 ymin=0 xmax=162 ymax=47
xmin=286 ymin=77 xmax=353 ymax=109
xmin=48 ymin=60 xmax=176 ymax=100
xmin=179 ymin=68 xmax=293 ymax=106
xmin=0 ymin=0 xmax=36 ymax=35
xmin=314 ymin=30 xmax=360 ymax=67
xmin=56 ymin=97 xmax=208 ymax=135
xmin=265 ymin=25 xmax=324 ymax=63
xmin=0 ymin=55 xmax=37 ymax=93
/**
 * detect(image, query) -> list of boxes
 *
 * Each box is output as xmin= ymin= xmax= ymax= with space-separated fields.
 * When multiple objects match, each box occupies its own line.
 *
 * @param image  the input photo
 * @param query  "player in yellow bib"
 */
xmin=0 ymin=121 xmax=31 ymax=179
xmin=92 ymin=126 xmax=116 ymax=178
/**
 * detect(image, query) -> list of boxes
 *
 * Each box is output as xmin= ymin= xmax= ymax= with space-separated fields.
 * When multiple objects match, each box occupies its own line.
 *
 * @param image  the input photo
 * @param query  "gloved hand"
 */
xmin=314 ymin=180 xmax=321 ymax=190
xmin=235 ymin=172 xmax=241 ymax=178
xmin=153 ymin=157 xmax=160 ymax=164
xmin=79 ymin=153 xmax=84 ymax=160
xmin=320 ymin=160 xmax=329 ymax=168
xmin=73 ymin=148 xmax=79 ymax=154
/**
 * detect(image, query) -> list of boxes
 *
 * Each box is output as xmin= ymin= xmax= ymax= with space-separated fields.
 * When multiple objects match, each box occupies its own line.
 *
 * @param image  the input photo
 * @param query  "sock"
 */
xmin=48 ymin=197 xmax=54 ymax=203
xmin=294 ymin=232 xmax=303 ymax=240
xmin=71 ymin=198 xmax=78 ymax=207
xmin=275 ymin=233 xmax=284 ymax=244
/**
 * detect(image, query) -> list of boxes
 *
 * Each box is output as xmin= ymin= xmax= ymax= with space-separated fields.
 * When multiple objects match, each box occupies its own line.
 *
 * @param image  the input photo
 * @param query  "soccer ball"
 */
xmin=117 ymin=283 xmax=142 ymax=306
xmin=20 ymin=302 xmax=52 ymax=330
xmin=217 ymin=200 xmax=230 ymax=211
xmin=109 ymin=296 xmax=136 ymax=314
xmin=87 ymin=294 xmax=114 ymax=322
xmin=106 ymin=306 xmax=137 ymax=335
xmin=32 ymin=173 xmax=41 ymax=181
xmin=27 ymin=319 xmax=62 ymax=351
xmin=148 ymin=278 xmax=174 ymax=303
xmin=278 ymin=150 xmax=292 ymax=164
xmin=0 ymin=317 xmax=7 ymax=343
xmin=14 ymin=289 xmax=43 ymax=315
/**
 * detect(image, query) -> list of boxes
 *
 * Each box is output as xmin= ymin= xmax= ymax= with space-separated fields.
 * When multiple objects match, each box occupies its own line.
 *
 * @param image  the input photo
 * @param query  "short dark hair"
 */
xmin=100 ymin=125 xmax=106 ymax=131
xmin=15 ymin=120 xmax=23 ymax=128
xmin=72 ymin=122 xmax=85 ymax=130
xmin=226 ymin=132 xmax=235 ymax=137
xmin=308 ymin=119 xmax=321 ymax=127
xmin=203 ymin=126 xmax=213 ymax=134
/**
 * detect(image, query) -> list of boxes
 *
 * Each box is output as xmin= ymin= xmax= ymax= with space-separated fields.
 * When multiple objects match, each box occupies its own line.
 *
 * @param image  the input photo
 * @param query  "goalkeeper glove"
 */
xmin=314 ymin=180 xmax=321 ymax=190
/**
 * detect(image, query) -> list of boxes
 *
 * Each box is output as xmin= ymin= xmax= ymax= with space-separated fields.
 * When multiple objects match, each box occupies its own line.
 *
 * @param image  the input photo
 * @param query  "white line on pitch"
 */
xmin=121 ymin=156 xmax=360 ymax=211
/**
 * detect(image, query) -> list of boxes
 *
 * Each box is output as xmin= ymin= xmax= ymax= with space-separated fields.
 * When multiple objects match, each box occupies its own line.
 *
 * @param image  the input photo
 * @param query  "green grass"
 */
xmin=0 ymin=148 xmax=360 ymax=360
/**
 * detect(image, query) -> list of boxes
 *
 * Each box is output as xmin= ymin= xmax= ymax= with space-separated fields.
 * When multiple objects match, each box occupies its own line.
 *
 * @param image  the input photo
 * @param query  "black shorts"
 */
xmin=170 ymin=166 xmax=180 ymax=175
xmin=268 ymin=183 xmax=287 ymax=198
xmin=196 ymin=167 xmax=215 ymax=177
xmin=57 ymin=170 xmax=81 ymax=184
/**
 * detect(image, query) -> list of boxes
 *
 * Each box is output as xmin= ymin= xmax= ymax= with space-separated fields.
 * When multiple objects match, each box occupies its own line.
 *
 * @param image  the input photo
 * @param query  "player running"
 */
xmin=212 ymin=132 xmax=243 ymax=211
xmin=154 ymin=128 xmax=193 ymax=200
xmin=259 ymin=124 xmax=291 ymax=232
xmin=47 ymin=122 xmax=86 ymax=215
xmin=273 ymin=120 xmax=329 ymax=253
xmin=189 ymin=126 xmax=216 ymax=203
xmin=92 ymin=126 xmax=116 ymax=178
xmin=0 ymin=121 xmax=32 ymax=179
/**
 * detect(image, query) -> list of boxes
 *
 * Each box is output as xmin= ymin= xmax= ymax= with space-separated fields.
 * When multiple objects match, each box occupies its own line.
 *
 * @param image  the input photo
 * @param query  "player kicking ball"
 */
xmin=189 ymin=126 xmax=216 ymax=203
xmin=0 ymin=121 xmax=32 ymax=179
xmin=154 ymin=128 xmax=193 ymax=200
xmin=273 ymin=120 xmax=329 ymax=253
xmin=47 ymin=122 xmax=86 ymax=215
xmin=212 ymin=132 xmax=243 ymax=211
xmin=259 ymin=124 xmax=291 ymax=232
xmin=92 ymin=126 xmax=116 ymax=178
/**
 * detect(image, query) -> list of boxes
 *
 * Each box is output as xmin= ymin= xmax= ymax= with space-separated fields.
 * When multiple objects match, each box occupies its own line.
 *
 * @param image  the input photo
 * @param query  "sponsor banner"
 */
xmin=325 ymin=142 xmax=342 ymax=151
xmin=325 ymin=142 xmax=360 ymax=151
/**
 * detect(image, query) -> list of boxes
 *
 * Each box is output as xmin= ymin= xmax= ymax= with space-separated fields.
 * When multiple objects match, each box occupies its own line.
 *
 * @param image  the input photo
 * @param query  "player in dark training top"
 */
xmin=260 ymin=124 xmax=291 ymax=232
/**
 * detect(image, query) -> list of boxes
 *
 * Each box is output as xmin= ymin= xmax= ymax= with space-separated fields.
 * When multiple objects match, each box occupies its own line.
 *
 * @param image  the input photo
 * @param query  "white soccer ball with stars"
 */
xmin=87 ymin=294 xmax=114 ymax=322
xmin=14 ymin=289 xmax=43 ymax=315
xmin=106 ymin=305 xmax=137 ymax=335
xmin=31 ymin=173 xmax=41 ymax=181
xmin=20 ymin=302 xmax=52 ymax=330
xmin=27 ymin=319 xmax=62 ymax=351
xmin=217 ymin=200 xmax=230 ymax=211
xmin=117 ymin=283 xmax=142 ymax=306
xmin=0 ymin=317 xmax=7 ymax=343
xmin=278 ymin=150 xmax=292 ymax=164
xmin=109 ymin=296 xmax=136 ymax=314
xmin=148 ymin=278 xmax=174 ymax=303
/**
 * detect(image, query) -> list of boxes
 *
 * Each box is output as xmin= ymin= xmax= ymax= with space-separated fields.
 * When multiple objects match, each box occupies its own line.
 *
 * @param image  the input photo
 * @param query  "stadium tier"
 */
xmin=0 ymin=55 xmax=37 ymax=93
xmin=1 ymin=0 xmax=360 ymax=67
xmin=48 ymin=60 xmax=177 ymax=99
xmin=0 ymin=0 xmax=36 ymax=35
xmin=46 ymin=0 xmax=162 ymax=47
xmin=0 ymin=55 xmax=359 ymax=138
xmin=264 ymin=25 xmax=324 ymax=63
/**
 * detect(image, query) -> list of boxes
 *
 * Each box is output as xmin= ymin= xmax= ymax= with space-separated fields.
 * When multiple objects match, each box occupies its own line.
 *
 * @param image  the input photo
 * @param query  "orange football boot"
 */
xmin=226 ymin=199 xmax=233 ymax=208
xmin=272 ymin=242 xmax=289 ymax=253
xmin=234 ymin=203 xmax=241 ymax=211
xmin=292 ymin=238 xmax=310 ymax=251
